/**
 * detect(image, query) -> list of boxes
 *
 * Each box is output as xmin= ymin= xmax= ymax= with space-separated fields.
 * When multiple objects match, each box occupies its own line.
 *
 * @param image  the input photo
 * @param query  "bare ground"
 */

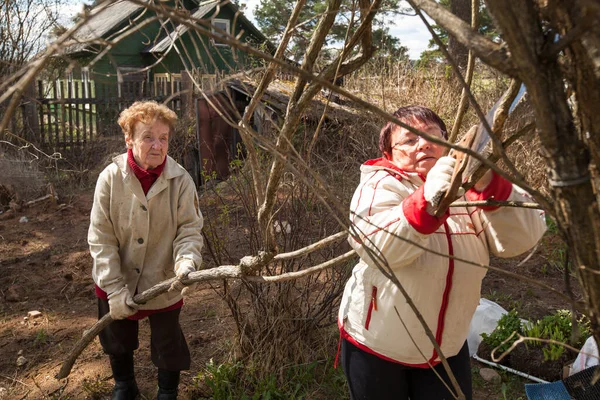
xmin=0 ymin=189 xmax=579 ymax=399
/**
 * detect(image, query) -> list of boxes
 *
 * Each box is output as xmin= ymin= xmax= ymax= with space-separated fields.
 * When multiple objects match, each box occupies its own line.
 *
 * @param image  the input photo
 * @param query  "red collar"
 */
xmin=127 ymin=149 xmax=166 ymax=194
xmin=363 ymin=157 xmax=426 ymax=181
xmin=127 ymin=149 xmax=166 ymax=178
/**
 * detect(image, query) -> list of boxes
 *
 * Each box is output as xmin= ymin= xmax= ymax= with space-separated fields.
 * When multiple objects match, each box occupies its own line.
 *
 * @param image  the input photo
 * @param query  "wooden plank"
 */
xmin=74 ymin=82 xmax=81 ymax=145
xmin=96 ymin=83 xmax=103 ymax=137
xmin=36 ymin=98 xmax=102 ymax=105
xmin=90 ymin=80 xmax=97 ymax=141
xmin=21 ymin=79 xmax=40 ymax=143
xmin=67 ymin=81 xmax=73 ymax=148
xmin=59 ymin=80 xmax=67 ymax=151
xmin=82 ymin=80 xmax=88 ymax=144
xmin=37 ymin=80 xmax=45 ymax=144
xmin=52 ymin=81 xmax=59 ymax=148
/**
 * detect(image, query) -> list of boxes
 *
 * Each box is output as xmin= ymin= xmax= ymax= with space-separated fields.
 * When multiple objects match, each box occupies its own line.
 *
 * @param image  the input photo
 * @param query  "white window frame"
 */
xmin=211 ymin=18 xmax=230 ymax=47
xmin=153 ymin=73 xmax=182 ymax=96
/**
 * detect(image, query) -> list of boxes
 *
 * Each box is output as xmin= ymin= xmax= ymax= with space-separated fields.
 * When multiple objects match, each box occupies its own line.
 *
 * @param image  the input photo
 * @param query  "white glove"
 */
xmin=108 ymin=286 xmax=137 ymax=320
xmin=171 ymin=259 xmax=196 ymax=296
xmin=423 ymin=156 xmax=465 ymax=209
xmin=175 ymin=259 xmax=195 ymax=279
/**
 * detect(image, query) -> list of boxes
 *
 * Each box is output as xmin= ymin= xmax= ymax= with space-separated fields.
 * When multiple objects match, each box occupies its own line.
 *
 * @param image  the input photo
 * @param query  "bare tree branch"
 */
xmin=239 ymin=0 xmax=308 ymax=209
xmin=449 ymin=0 xmax=478 ymax=144
xmin=409 ymin=0 xmax=516 ymax=75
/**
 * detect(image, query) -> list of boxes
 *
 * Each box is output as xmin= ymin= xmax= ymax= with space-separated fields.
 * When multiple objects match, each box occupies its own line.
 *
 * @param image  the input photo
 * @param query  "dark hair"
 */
xmin=379 ymin=105 xmax=448 ymax=157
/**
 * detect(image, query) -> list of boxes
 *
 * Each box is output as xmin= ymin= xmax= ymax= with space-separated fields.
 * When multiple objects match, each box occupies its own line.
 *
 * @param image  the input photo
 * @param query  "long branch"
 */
xmin=449 ymin=0 xmax=478 ymax=144
xmin=409 ymin=0 xmax=516 ymax=76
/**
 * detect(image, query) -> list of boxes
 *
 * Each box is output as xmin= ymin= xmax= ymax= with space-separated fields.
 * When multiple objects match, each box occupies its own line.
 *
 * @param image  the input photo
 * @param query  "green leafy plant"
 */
xmin=481 ymin=310 xmax=523 ymax=355
xmin=522 ymin=309 xmax=591 ymax=361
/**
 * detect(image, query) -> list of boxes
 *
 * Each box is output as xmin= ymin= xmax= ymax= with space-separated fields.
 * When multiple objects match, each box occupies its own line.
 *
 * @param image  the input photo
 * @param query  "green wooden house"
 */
xmin=64 ymin=0 xmax=271 ymax=93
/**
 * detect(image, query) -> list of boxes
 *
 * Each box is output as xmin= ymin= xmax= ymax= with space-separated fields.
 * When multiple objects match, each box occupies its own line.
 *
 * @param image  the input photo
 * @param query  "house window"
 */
xmin=211 ymin=18 xmax=230 ymax=46
xmin=153 ymin=73 xmax=182 ymax=96
xmin=117 ymin=66 xmax=146 ymax=98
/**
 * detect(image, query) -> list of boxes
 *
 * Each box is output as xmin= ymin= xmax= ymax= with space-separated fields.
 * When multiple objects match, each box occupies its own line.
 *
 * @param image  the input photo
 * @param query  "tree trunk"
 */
xmin=449 ymin=0 xmax=471 ymax=72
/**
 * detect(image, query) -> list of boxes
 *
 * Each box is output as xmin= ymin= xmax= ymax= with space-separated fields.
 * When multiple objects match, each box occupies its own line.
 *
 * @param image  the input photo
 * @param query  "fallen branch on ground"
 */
xmin=56 ymin=236 xmax=349 ymax=380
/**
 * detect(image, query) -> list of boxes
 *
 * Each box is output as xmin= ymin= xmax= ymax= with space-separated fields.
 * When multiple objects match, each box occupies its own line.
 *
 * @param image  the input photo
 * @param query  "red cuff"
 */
xmin=402 ymin=185 xmax=449 ymax=234
xmin=95 ymin=284 xmax=183 ymax=320
xmin=95 ymin=284 xmax=109 ymax=300
xmin=465 ymin=171 xmax=513 ymax=211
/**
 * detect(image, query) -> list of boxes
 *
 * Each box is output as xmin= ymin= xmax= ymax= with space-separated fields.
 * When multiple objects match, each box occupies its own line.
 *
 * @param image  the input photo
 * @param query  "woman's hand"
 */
xmin=170 ymin=259 xmax=197 ymax=296
xmin=107 ymin=286 xmax=137 ymax=320
xmin=424 ymin=156 xmax=465 ymax=211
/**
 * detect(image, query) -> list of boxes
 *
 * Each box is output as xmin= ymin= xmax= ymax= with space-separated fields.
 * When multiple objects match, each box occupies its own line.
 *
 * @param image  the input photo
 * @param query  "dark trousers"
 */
xmin=98 ymin=298 xmax=191 ymax=371
xmin=341 ymin=339 xmax=472 ymax=400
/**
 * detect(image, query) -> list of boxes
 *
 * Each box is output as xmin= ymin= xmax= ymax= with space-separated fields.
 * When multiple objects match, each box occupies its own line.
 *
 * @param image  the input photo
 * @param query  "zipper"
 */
xmin=365 ymin=286 xmax=378 ymax=330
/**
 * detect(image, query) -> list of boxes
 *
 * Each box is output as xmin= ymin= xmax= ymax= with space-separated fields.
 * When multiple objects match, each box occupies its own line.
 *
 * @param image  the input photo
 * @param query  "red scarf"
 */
xmin=127 ymin=148 xmax=166 ymax=194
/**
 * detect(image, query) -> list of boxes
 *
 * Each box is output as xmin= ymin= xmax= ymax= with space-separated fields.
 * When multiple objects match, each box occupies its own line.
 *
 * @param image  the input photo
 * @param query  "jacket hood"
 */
xmin=361 ymin=157 xmax=425 ymax=186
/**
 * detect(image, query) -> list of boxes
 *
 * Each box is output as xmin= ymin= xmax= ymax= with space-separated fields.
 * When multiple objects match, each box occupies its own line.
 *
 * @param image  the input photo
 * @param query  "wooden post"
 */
xmin=37 ymin=81 xmax=45 ymax=145
xmin=181 ymin=70 xmax=193 ymax=119
xmin=22 ymin=79 xmax=40 ymax=143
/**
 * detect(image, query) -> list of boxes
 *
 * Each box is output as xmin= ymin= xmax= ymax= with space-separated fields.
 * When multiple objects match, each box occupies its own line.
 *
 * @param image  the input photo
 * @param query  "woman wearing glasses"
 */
xmin=338 ymin=105 xmax=546 ymax=400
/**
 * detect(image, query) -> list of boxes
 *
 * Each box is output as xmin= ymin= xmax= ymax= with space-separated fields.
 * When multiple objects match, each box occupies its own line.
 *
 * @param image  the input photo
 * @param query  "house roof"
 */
xmin=228 ymin=78 xmax=362 ymax=123
xmin=65 ymin=0 xmax=146 ymax=54
xmin=64 ymin=0 xmax=271 ymax=55
xmin=145 ymin=0 xmax=270 ymax=53
xmin=144 ymin=0 xmax=221 ymax=53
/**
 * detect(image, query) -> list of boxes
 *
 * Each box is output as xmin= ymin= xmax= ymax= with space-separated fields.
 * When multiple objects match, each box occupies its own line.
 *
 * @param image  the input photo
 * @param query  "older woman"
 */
xmin=338 ymin=105 xmax=546 ymax=399
xmin=88 ymin=101 xmax=203 ymax=400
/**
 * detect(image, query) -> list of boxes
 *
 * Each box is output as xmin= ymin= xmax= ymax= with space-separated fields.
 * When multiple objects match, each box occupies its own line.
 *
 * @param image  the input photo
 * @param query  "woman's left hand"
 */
xmin=170 ymin=260 xmax=197 ymax=296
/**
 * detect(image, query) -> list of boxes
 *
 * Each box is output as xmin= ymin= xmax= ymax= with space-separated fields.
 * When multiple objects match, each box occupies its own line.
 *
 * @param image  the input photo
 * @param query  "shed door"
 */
xmin=196 ymin=93 xmax=235 ymax=184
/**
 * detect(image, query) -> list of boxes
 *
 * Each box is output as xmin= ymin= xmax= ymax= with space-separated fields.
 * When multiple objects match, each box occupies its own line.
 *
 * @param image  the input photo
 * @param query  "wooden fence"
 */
xmin=22 ymin=79 xmax=187 ymax=153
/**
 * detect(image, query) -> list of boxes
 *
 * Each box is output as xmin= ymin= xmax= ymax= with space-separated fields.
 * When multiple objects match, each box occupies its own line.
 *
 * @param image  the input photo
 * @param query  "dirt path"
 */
xmin=0 ymin=192 xmax=235 ymax=399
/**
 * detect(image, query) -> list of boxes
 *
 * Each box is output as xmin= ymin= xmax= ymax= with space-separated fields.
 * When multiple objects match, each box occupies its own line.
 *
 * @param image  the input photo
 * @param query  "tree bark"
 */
xmin=449 ymin=0 xmax=471 ymax=72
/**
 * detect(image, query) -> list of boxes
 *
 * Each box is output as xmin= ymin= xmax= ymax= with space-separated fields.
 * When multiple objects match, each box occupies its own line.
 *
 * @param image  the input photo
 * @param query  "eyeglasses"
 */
xmin=392 ymin=135 xmax=424 ymax=149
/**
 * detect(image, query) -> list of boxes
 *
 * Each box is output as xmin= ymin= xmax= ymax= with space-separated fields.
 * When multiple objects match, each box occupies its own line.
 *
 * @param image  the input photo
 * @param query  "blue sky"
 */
xmin=239 ymin=0 xmax=433 ymax=60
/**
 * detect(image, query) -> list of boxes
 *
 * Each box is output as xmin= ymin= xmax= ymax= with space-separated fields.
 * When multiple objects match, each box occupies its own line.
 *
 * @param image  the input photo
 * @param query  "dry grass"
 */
xmin=0 ymin=144 xmax=46 ymax=206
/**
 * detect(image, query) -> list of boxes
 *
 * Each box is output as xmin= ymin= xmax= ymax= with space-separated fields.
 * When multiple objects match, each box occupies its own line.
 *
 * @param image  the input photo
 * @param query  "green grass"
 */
xmin=471 ymin=366 xmax=526 ymax=400
xmin=191 ymin=358 xmax=349 ymax=400
xmin=34 ymin=328 xmax=49 ymax=347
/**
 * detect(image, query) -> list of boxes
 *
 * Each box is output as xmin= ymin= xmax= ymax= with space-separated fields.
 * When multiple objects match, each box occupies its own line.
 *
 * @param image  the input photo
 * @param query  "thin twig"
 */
xmin=449 ymin=0 xmax=478 ymax=144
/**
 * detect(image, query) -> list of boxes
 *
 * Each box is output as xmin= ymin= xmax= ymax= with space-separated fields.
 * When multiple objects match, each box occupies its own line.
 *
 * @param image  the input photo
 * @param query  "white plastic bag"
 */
xmin=570 ymin=336 xmax=599 ymax=376
xmin=467 ymin=298 xmax=508 ymax=357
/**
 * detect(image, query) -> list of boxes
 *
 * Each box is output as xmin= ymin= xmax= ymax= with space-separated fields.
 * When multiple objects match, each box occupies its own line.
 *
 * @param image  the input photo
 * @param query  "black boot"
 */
xmin=157 ymin=369 xmax=180 ymax=400
xmin=109 ymin=353 xmax=139 ymax=400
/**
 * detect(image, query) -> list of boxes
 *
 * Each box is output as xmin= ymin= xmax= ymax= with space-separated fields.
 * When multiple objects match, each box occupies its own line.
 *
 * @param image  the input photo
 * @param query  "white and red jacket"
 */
xmin=338 ymin=158 xmax=546 ymax=367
